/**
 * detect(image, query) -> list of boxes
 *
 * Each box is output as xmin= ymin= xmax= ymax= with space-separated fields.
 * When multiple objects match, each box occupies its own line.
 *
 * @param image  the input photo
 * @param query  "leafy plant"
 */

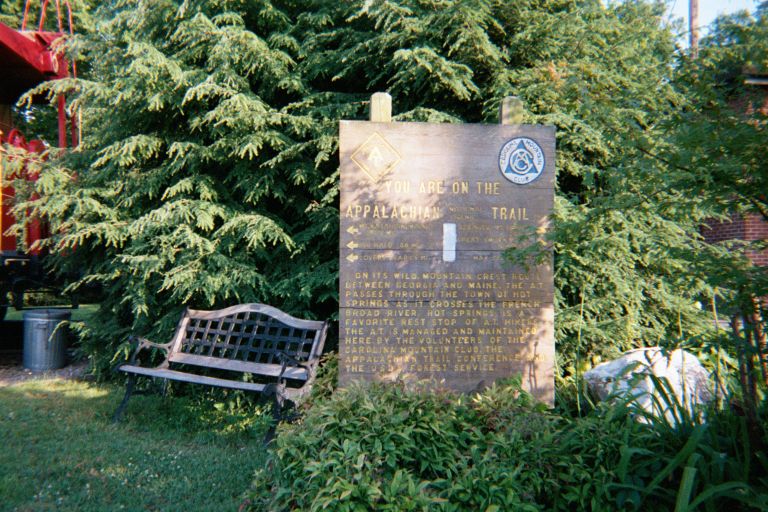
xmin=250 ymin=380 xmax=555 ymax=511
xmin=249 ymin=378 xmax=767 ymax=511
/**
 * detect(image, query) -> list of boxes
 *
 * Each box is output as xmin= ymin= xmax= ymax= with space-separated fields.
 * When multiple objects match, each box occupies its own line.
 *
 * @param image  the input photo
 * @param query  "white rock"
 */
xmin=583 ymin=348 xmax=715 ymax=424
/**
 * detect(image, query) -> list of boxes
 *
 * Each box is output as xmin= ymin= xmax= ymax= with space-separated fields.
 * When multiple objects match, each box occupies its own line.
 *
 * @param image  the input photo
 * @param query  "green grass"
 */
xmin=5 ymin=304 xmax=99 ymax=323
xmin=0 ymin=380 xmax=271 ymax=511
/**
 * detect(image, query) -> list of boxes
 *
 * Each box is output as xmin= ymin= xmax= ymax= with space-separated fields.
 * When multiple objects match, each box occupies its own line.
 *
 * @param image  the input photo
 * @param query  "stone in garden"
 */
xmin=583 ymin=347 xmax=716 ymax=423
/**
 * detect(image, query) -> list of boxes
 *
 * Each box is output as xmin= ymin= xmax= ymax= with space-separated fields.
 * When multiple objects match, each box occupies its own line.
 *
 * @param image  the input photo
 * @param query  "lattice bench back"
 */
xmin=167 ymin=304 xmax=328 ymax=380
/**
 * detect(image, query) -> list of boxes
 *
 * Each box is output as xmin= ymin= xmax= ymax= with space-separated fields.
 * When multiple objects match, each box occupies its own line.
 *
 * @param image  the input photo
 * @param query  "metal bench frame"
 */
xmin=113 ymin=303 xmax=328 ymax=423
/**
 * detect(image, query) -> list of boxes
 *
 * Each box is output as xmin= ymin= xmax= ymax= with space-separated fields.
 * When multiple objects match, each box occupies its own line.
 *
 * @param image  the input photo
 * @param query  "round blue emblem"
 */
xmin=498 ymin=137 xmax=545 ymax=185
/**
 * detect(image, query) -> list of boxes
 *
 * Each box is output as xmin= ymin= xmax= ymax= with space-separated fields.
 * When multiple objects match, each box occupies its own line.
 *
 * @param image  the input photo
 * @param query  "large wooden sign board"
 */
xmin=339 ymin=120 xmax=555 ymax=403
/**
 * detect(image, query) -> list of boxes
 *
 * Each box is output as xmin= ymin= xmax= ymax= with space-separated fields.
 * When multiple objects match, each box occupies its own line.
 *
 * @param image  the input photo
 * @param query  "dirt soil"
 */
xmin=0 ymin=351 xmax=90 ymax=386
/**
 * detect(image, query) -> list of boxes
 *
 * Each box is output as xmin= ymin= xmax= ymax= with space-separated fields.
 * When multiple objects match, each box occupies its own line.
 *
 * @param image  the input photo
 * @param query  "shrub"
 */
xmin=248 ymin=379 xmax=767 ymax=511
xmin=250 ymin=379 xmax=557 ymax=511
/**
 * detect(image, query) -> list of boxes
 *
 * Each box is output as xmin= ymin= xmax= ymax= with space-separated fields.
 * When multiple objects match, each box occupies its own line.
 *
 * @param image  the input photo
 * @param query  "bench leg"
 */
xmin=273 ymin=385 xmax=286 ymax=422
xmin=160 ymin=378 xmax=169 ymax=398
xmin=113 ymin=374 xmax=137 ymax=422
xmin=262 ymin=382 xmax=287 ymax=444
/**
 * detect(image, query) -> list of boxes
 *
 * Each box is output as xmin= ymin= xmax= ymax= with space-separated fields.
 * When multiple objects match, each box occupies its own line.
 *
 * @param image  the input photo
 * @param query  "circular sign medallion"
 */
xmin=498 ymin=137 xmax=545 ymax=185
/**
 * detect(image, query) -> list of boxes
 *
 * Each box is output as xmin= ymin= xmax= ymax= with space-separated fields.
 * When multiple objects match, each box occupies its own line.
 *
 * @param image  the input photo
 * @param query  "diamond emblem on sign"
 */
xmin=351 ymin=132 xmax=401 ymax=183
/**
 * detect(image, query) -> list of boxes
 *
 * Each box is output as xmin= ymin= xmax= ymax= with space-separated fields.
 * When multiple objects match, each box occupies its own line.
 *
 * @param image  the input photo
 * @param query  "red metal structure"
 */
xmin=0 ymin=1 xmax=76 ymax=319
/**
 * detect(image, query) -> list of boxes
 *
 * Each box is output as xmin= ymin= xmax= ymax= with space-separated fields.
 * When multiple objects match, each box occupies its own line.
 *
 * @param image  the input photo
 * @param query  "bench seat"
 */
xmin=117 ymin=365 xmax=270 ymax=392
xmin=113 ymin=303 xmax=328 ymax=423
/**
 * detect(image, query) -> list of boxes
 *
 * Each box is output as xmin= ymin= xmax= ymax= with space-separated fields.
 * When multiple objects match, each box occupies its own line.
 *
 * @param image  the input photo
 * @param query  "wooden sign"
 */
xmin=339 ymin=112 xmax=555 ymax=403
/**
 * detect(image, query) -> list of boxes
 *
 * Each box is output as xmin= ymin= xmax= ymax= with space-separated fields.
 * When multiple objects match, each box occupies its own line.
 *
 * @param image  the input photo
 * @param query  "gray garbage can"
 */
xmin=23 ymin=309 xmax=71 ymax=371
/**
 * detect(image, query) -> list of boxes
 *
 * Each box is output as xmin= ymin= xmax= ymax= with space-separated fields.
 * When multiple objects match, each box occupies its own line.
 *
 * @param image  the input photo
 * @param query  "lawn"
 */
xmin=5 ymin=304 xmax=99 ymax=323
xmin=0 ymin=379 xmax=271 ymax=511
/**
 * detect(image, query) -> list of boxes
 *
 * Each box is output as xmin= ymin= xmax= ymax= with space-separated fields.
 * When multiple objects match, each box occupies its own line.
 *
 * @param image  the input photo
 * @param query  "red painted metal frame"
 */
xmin=0 ymin=1 xmax=76 ymax=255
xmin=0 ymin=24 xmax=68 ymax=104
xmin=0 ymin=129 xmax=46 ymax=255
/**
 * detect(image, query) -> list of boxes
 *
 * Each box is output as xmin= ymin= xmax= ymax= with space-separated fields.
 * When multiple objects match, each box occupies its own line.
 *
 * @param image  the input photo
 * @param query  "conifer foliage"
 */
xmin=24 ymin=0 xmax=339 ymax=371
xmin=662 ymin=7 xmax=768 ymax=412
xmin=296 ymin=0 xmax=717 ymax=364
xmin=20 ymin=0 xmax=721 ymax=374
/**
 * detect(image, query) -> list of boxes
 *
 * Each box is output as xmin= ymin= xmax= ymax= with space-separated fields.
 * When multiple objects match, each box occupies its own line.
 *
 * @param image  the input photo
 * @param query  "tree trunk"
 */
xmin=749 ymin=296 xmax=768 ymax=386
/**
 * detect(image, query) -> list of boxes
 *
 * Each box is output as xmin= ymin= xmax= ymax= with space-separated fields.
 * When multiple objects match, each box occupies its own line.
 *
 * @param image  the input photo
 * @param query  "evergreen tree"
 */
xmin=23 ymin=0 xmax=719 ymax=378
xmin=0 ymin=0 xmax=98 ymax=142
xmin=22 ymin=0 xmax=338 ymax=373
xmin=296 ymin=0 xmax=716 ymax=370
xmin=668 ymin=6 xmax=768 ymax=222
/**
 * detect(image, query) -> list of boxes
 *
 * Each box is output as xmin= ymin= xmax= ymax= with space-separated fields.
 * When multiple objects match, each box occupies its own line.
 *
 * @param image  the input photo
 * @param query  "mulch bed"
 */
xmin=0 ymin=319 xmax=89 ymax=386
xmin=0 ymin=351 xmax=89 ymax=386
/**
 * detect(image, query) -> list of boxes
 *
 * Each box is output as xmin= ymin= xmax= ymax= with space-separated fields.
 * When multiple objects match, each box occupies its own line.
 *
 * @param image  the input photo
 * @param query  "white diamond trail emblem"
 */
xmin=351 ymin=133 xmax=401 ymax=183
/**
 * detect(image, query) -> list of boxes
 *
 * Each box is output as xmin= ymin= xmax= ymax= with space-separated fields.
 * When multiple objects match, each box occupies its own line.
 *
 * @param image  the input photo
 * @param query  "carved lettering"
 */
xmin=339 ymin=121 xmax=554 ymax=402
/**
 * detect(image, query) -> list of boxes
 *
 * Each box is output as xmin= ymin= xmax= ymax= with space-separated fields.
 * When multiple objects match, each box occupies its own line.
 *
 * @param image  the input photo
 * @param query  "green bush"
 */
xmin=248 ymin=379 xmax=767 ymax=511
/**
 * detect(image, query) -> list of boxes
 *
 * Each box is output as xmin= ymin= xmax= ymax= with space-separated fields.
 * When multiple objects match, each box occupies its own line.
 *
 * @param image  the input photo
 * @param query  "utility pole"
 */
xmin=690 ymin=0 xmax=699 ymax=58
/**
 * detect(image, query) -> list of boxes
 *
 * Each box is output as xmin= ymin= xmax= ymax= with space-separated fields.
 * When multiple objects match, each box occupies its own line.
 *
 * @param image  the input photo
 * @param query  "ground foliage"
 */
xmin=10 ymin=0 xmax=730 ymax=377
xmin=249 ymin=379 xmax=768 ymax=511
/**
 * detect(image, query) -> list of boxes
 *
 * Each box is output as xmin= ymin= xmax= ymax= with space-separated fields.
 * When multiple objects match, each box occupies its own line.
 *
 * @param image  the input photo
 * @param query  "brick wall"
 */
xmin=702 ymin=213 xmax=768 ymax=267
xmin=703 ymin=78 xmax=768 ymax=270
xmin=746 ymin=213 xmax=768 ymax=267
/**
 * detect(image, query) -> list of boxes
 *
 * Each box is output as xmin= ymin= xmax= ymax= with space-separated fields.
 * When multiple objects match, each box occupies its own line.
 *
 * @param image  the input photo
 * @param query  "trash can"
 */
xmin=23 ymin=309 xmax=71 ymax=371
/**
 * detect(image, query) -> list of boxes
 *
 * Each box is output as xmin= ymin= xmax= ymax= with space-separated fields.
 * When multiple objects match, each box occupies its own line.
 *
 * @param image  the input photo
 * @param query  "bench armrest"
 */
xmin=276 ymin=352 xmax=311 ymax=381
xmin=128 ymin=336 xmax=173 ymax=365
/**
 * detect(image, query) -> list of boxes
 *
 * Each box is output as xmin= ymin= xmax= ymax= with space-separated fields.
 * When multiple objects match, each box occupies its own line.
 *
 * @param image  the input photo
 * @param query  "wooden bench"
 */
xmin=113 ymin=303 xmax=328 ymax=423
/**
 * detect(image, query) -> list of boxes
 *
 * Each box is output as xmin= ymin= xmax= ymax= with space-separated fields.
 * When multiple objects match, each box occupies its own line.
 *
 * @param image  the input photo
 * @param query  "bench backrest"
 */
xmin=166 ymin=303 xmax=328 ymax=380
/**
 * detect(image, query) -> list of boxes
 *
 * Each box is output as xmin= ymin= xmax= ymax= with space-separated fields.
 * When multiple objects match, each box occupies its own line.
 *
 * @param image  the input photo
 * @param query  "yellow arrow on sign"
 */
xmin=346 ymin=226 xmax=360 ymax=235
xmin=346 ymin=253 xmax=359 ymax=262
xmin=346 ymin=241 xmax=359 ymax=250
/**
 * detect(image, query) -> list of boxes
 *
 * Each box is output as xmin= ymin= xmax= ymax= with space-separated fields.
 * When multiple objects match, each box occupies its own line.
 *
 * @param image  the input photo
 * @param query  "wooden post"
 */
xmin=499 ymin=96 xmax=524 ymax=125
xmin=370 ymin=92 xmax=392 ymax=122
xmin=689 ymin=0 xmax=699 ymax=59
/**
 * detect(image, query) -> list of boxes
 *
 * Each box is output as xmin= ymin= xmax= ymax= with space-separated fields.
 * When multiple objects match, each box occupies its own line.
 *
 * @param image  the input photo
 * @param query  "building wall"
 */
xmin=702 ymin=213 xmax=768 ymax=267
xmin=703 ymin=77 xmax=768 ymax=269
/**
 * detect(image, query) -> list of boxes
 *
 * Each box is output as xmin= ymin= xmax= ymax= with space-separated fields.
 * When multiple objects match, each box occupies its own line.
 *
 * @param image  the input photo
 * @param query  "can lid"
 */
xmin=22 ymin=308 xmax=72 ymax=321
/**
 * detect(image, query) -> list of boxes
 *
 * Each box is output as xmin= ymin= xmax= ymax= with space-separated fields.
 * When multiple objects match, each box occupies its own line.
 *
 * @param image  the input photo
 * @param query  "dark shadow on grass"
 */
xmin=110 ymin=376 xmax=277 ymax=438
